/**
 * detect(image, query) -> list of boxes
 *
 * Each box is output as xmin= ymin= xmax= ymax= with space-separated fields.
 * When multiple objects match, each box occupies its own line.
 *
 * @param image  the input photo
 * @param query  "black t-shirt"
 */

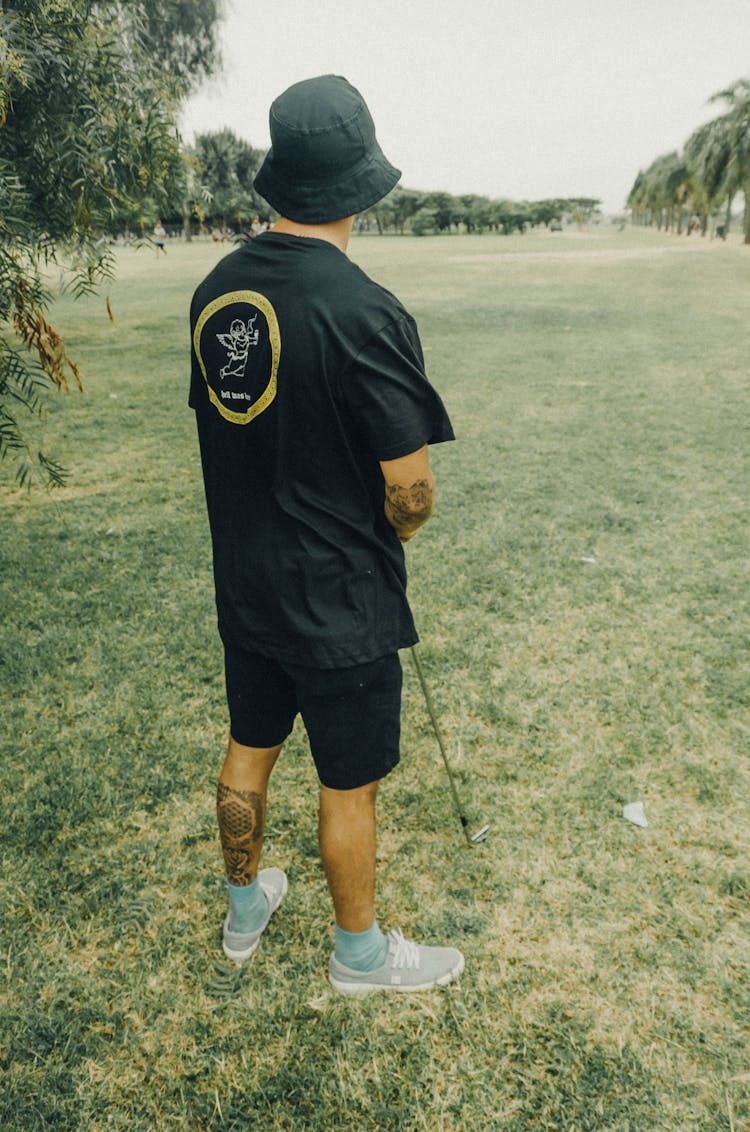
xmin=189 ymin=231 xmax=454 ymax=668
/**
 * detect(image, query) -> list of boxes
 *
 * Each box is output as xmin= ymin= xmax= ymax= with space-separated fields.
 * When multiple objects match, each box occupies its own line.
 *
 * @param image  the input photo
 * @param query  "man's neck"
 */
xmin=270 ymin=215 xmax=354 ymax=253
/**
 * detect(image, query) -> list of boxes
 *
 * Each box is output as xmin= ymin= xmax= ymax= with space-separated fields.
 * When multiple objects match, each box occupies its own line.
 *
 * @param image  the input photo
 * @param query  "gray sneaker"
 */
xmin=222 ymin=868 xmax=288 ymax=962
xmin=329 ymin=928 xmax=465 ymax=995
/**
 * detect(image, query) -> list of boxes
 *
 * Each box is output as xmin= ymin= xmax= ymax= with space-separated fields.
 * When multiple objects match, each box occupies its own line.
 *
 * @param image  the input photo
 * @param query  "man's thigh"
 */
xmin=287 ymin=654 xmax=403 ymax=791
xmin=224 ymin=645 xmax=298 ymax=748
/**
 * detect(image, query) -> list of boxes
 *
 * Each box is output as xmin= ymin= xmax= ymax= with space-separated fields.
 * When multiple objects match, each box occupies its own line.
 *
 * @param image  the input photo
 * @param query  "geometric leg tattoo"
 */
xmin=216 ymin=783 xmax=264 ymax=886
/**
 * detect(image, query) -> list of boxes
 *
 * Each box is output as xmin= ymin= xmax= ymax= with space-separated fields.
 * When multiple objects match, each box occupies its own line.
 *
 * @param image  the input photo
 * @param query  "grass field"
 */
xmin=1 ymin=226 xmax=748 ymax=1130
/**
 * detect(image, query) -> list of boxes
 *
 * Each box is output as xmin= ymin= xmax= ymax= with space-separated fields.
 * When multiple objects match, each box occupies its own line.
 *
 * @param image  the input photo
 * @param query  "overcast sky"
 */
xmin=180 ymin=0 xmax=750 ymax=214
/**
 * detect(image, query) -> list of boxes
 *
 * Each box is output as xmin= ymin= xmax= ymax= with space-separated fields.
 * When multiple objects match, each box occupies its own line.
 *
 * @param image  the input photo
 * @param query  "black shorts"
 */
xmin=224 ymin=646 xmax=403 ymax=790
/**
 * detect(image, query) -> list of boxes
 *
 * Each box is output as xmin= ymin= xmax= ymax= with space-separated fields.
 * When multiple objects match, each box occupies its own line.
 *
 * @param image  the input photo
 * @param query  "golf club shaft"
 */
xmin=410 ymin=645 xmax=474 ymax=847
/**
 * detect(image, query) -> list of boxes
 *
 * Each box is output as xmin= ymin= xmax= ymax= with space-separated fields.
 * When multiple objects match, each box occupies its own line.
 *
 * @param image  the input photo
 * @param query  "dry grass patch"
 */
xmin=1 ymin=229 xmax=748 ymax=1130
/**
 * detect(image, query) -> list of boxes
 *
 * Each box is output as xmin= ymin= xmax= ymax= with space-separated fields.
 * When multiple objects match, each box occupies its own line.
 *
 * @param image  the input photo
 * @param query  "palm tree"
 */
xmin=708 ymin=79 xmax=750 ymax=243
xmin=194 ymin=129 xmax=266 ymax=231
xmin=684 ymin=115 xmax=739 ymax=237
xmin=626 ymin=170 xmax=650 ymax=226
xmin=628 ymin=151 xmax=688 ymax=231
xmin=664 ymin=156 xmax=695 ymax=234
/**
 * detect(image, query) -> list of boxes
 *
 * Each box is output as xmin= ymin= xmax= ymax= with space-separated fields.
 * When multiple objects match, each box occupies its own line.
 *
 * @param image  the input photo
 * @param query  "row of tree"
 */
xmin=361 ymin=190 xmax=601 ymax=237
xmin=152 ymin=132 xmax=602 ymax=239
xmin=627 ymin=78 xmax=750 ymax=242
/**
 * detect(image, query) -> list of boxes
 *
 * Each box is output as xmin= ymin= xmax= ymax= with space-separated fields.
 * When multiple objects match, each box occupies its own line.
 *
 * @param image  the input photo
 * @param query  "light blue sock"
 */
xmin=334 ymin=919 xmax=389 ymax=972
xmin=227 ymin=878 xmax=267 ymax=933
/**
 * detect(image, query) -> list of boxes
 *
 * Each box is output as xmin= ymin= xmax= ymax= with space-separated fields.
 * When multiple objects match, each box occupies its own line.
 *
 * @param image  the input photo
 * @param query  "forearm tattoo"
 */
xmin=216 ymin=783 xmax=264 ymax=886
xmin=385 ymin=479 xmax=434 ymax=527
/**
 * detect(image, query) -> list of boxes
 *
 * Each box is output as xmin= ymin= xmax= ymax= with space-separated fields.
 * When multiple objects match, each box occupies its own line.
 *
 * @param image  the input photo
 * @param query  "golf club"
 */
xmin=410 ymin=645 xmax=490 ymax=848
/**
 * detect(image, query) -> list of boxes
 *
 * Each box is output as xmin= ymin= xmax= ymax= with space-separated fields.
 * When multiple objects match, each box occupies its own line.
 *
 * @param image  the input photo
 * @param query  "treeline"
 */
xmin=156 ymin=132 xmax=601 ymax=238
xmin=359 ymin=190 xmax=601 ymax=236
xmin=128 ymin=120 xmax=601 ymax=240
xmin=627 ymin=77 xmax=750 ymax=242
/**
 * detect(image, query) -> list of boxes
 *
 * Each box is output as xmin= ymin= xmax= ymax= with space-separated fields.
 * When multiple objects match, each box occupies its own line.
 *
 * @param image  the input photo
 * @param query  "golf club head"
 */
xmin=470 ymin=824 xmax=490 ymax=845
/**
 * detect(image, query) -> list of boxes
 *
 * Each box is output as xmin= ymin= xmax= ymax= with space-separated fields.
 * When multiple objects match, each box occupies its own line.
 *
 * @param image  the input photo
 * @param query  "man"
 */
xmin=189 ymin=74 xmax=463 ymax=994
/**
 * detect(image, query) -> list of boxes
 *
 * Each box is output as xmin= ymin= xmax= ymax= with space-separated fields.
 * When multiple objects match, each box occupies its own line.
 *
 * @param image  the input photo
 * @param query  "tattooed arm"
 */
xmin=380 ymin=445 xmax=436 ymax=543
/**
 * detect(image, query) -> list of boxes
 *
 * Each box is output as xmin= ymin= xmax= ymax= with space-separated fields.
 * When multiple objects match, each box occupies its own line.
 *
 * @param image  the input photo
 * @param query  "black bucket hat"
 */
xmin=253 ymin=75 xmax=401 ymax=224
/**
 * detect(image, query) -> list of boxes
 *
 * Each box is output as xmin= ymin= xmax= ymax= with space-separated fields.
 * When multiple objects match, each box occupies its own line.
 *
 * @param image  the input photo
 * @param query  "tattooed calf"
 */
xmin=217 ymin=783 xmax=264 ymax=886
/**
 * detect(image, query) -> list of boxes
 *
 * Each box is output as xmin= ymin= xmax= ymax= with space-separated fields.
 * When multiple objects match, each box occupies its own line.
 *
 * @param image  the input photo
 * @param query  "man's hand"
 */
xmin=380 ymin=446 xmax=436 ymax=542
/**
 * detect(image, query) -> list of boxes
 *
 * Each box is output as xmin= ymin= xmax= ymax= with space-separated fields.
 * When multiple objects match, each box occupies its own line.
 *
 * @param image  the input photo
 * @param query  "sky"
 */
xmin=180 ymin=0 xmax=750 ymax=215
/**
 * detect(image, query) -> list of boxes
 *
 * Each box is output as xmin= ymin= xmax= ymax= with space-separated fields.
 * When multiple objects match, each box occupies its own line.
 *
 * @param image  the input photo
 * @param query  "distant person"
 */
xmin=189 ymin=74 xmax=463 ymax=994
xmin=153 ymin=221 xmax=167 ymax=255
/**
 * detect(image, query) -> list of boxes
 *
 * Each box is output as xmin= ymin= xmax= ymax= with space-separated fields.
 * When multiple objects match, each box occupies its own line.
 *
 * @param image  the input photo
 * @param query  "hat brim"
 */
xmin=253 ymin=147 xmax=402 ymax=224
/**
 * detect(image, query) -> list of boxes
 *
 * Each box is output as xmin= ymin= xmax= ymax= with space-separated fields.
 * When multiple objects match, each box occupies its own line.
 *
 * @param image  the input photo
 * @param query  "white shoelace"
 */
xmin=387 ymin=928 xmax=421 ymax=970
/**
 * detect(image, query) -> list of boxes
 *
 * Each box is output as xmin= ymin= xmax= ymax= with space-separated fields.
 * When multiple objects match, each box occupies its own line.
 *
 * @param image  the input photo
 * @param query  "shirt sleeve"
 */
xmin=340 ymin=315 xmax=455 ymax=461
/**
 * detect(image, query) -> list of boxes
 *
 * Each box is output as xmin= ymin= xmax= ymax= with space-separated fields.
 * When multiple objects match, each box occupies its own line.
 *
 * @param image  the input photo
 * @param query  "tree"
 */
xmin=455 ymin=194 xmax=488 ymax=233
xmin=628 ymin=74 xmax=750 ymax=243
xmin=566 ymin=198 xmax=602 ymax=227
xmin=627 ymin=151 xmax=688 ymax=231
xmin=135 ymin=0 xmax=225 ymax=96
xmin=528 ymin=199 xmax=566 ymax=228
xmin=491 ymin=198 xmax=531 ymax=235
xmin=192 ymin=129 xmax=266 ymax=231
xmin=363 ymin=187 xmax=421 ymax=234
xmin=418 ymin=191 xmax=459 ymax=232
xmin=389 ymin=188 xmax=421 ymax=233
xmin=366 ymin=190 xmax=395 ymax=234
xmin=0 ymin=0 xmax=223 ymax=487
xmin=708 ymin=78 xmax=750 ymax=244
xmin=684 ymin=116 xmax=738 ymax=236
xmin=410 ymin=206 xmax=438 ymax=236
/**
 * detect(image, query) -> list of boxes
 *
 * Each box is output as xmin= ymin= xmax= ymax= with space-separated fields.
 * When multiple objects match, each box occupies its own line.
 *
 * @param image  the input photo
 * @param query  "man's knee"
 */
xmin=222 ymin=736 xmax=284 ymax=788
xmin=320 ymin=777 xmax=380 ymax=812
xmin=226 ymin=734 xmax=284 ymax=761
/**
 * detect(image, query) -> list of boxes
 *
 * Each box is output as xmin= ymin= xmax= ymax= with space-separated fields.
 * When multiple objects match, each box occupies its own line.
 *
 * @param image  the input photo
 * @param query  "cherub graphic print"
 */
xmin=192 ymin=289 xmax=281 ymax=424
xmin=218 ymin=315 xmax=259 ymax=380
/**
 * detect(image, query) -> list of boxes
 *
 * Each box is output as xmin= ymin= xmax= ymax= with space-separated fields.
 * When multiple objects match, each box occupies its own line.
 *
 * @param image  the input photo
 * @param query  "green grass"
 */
xmin=1 ymin=226 xmax=748 ymax=1130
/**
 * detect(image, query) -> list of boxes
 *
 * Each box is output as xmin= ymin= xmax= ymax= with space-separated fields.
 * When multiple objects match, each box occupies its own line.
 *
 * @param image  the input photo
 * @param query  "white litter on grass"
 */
xmin=305 ymin=994 xmax=331 ymax=1012
xmin=580 ymin=556 xmax=597 ymax=564
xmin=623 ymin=801 xmax=648 ymax=828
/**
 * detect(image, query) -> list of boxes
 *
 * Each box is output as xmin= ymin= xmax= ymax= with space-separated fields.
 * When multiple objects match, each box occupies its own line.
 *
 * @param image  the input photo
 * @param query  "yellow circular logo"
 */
xmin=192 ymin=289 xmax=281 ymax=424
